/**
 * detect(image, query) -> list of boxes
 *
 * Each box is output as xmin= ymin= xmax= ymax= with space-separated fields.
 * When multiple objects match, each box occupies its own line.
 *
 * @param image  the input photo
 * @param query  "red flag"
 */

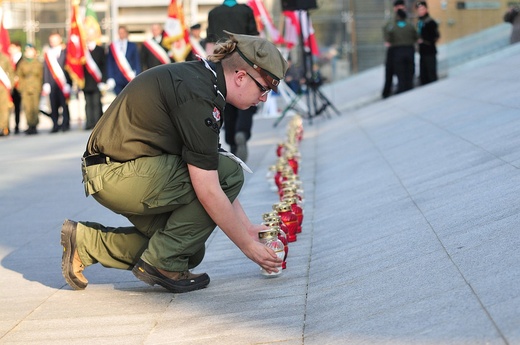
xmin=65 ymin=1 xmax=86 ymax=89
xmin=162 ymin=0 xmax=191 ymax=62
xmin=0 ymin=10 xmax=13 ymax=106
xmin=283 ymin=10 xmax=319 ymax=56
xmin=247 ymin=0 xmax=284 ymax=44
xmin=0 ymin=10 xmax=10 ymax=56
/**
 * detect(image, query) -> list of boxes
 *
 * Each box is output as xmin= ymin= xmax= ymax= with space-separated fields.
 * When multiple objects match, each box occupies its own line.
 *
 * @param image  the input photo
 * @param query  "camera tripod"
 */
xmin=274 ymin=10 xmax=340 ymax=127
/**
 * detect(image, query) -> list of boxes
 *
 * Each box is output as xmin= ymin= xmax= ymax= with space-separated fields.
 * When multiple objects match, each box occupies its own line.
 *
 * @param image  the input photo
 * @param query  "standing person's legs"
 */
xmin=234 ymin=106 xmax=256 ymax=162
xmin=421 ymin=55 xmax=437 ymax=85
xmin=382 ymin=47 xmax=395 ymax=98
xmin=23 ymin=92 xmax=39 ymax=134
xmin=49 ymin=88 xmax=61 ymax=132
xmin=84 ymin=92 xmax=96 ymax=130
xmin=60 ymin=91 xmax=70 ymax=131
xmin=12 ymin=89 xmax=21 ymax=133
xmin=224 ymin=104 xmax=239 ymax=153
xmin=93 ymin=89 xmax=103 ymax=123
xmin=394 ymin=47 xmax=414 ymax=94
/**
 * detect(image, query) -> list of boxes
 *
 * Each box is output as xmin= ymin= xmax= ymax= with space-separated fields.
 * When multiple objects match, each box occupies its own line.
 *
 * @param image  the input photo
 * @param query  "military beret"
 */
xmin=224 ymin=30 xmax=288 ymax=92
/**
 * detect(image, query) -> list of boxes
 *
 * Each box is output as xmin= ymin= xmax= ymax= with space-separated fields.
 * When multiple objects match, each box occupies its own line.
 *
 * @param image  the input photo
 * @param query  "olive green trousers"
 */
xmin=77 ymin=154 xmax=244 ymax=272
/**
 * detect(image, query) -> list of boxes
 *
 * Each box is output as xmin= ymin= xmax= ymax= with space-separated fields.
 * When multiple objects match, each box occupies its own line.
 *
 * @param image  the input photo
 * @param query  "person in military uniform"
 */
xmin=61 ymin=32 xmax=288 ymax=293
xmin=383 ymin=6 xmax=418 ymax=95
xmin=16 ymin=44 xmax=43 ymax=135
xmin=382 ymin=0 xmax=406 ymax=99
xmin=0 ymin=42 xmax=15 ymax=137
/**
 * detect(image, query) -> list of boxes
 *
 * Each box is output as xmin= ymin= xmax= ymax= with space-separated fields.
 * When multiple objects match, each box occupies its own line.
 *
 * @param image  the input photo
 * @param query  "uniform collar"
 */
xmin=214 ymin=62 xmax=227 ymax=101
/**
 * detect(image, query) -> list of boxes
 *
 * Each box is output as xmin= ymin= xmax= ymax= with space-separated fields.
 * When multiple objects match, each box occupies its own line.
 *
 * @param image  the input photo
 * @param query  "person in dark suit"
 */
xmin=415 ymin=1 xmax=439 ymax=86
xmin=140 ymin=23 xmax=171 ymax=71
xmin=42 ymin=32 xmax=72 ymax=133
xmin=106 ymin=26 xmax=141 ymax=95
xmin=83 ymin=27 xmax=106 ymax=130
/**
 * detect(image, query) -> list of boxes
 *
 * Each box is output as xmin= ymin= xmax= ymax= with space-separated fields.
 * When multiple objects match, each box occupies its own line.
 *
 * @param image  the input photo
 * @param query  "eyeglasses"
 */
xmin=246 ymin=72 xmax=271 ymax=97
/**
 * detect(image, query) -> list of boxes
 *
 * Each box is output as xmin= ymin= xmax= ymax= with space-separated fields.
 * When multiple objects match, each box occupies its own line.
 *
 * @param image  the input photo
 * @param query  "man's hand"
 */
xmin=240 ymin=240 xmax=282 ymax=274
xmin=188 ymin=164 xmax=282 ymax=273
xmin=246 ymin=223 xmax=268 ymax=241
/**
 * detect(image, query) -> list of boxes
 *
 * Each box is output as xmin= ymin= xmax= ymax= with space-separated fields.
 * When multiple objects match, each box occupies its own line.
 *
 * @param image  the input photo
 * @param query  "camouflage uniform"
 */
xmin=16 ymin=57 xmax=43 ymax=131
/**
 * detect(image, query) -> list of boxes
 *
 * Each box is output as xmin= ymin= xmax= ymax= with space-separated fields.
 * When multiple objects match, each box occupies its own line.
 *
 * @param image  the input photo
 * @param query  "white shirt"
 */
xmin=117 ymin=39 xmax=127 ymax=55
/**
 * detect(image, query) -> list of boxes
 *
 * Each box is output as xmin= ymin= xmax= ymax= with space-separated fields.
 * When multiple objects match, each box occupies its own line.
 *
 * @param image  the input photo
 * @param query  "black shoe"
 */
xmin=61 ymin=220 xmax=88 ymax=290
xmin=25 ymin=127 xmax=38 ymax=135
xmin=132 ymin=258 xmax=210 ymax=293
xmin=50 ymin=127 xmax=60 ymax=133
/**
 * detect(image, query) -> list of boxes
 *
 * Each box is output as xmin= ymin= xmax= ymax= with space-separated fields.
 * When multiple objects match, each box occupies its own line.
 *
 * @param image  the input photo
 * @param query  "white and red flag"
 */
xmin=0 ymin=9 xmax=10 ymax=56
xmin=247 ymin=0 xmax=284 ymax=44
xmin=65 ymin=0 xmax=86 ymax=89
xmin=162 ymin=0 xmax=192 ymax=62
xmin=283 ymin=10 xmax=319 ymax=56
xmin=0 ymin=9 xmax=13 ymax=105
xmin=83 ymin=0 xmax=103 ymax=83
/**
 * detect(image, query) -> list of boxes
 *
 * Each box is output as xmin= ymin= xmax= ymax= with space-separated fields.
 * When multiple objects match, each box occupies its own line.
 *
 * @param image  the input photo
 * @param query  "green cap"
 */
xmin=224 ymin=30 xmax=288 ymax=92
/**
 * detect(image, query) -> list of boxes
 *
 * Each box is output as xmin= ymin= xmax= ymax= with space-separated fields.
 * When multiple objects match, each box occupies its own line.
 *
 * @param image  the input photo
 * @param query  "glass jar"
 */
xmin=273 ymin=202 xmax=298 ymax=242
xmin=283 ymin=196 xmax=303 ymax=233
xmin=263 ymin=220 xmax=288 ymax=269
xmin=258 ymin=228 xmax=284 ymax=276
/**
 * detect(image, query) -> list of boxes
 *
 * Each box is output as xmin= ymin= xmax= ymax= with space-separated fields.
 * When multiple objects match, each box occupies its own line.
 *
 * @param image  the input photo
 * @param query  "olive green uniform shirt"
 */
xmin=16 ymin=58 xmax=43 ymax=95
xmin=383 ymin=18 xmax=418 ymax=47
xmin=86 ymin=60 xmax=226 ymax=170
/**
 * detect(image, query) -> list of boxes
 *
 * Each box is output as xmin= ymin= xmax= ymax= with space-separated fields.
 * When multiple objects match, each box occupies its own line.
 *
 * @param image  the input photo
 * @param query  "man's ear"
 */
xmin=234 ymin=70 xmax=246 ymax=86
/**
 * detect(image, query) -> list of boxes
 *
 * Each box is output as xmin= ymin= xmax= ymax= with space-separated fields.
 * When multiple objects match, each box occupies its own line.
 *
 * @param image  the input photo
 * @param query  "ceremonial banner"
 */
xmin=283 ymin=10 xmax=319 ymax=56
xmin=247 ymin=0 xmax=284 ymax=44
xmin=0 ymin=10 xmax=10 ymax=56
xmin=65 ymin=1 xmax=86 ymax=88
xmin=162 ymin=0 xmax=192 ymax=62
xmin=0 ymin=10 xmax=13 ymax=104
xmin=83 ymin=0 xmax=102 ymax=83
xmin=84 ymin=0 xmax=102 ymax=44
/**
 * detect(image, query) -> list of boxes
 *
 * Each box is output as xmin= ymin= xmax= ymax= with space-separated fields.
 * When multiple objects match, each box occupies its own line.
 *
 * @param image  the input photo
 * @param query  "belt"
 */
xmin=83 ymin=152 xmax=111 ymax=167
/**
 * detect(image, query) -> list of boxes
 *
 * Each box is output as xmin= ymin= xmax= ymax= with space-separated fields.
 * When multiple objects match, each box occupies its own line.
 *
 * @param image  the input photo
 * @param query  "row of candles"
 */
xmin=259 ymin=115 xmax=305 ymax=276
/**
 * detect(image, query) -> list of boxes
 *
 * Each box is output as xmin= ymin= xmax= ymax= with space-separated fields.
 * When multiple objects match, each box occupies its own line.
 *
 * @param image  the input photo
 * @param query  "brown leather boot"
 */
xmin=61 ymin=220 xmax=88 ymax=290
xmin=132 ymin=259 xmax=210 ymax=293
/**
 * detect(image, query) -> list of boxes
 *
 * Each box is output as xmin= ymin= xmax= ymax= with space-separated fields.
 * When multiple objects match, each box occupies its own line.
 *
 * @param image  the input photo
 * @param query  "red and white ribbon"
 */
xmin=84 ymin=48 xmax=102 ymax=83
xmin=143 ymin=38 xmax=170 ymax=65
xmin=45 ymin=51 xmax=70 ymax=98
xmin=0 ymin=64 xmax=12 ymax=103
xmin=110 ymin=42 xmax=136 ymax=82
